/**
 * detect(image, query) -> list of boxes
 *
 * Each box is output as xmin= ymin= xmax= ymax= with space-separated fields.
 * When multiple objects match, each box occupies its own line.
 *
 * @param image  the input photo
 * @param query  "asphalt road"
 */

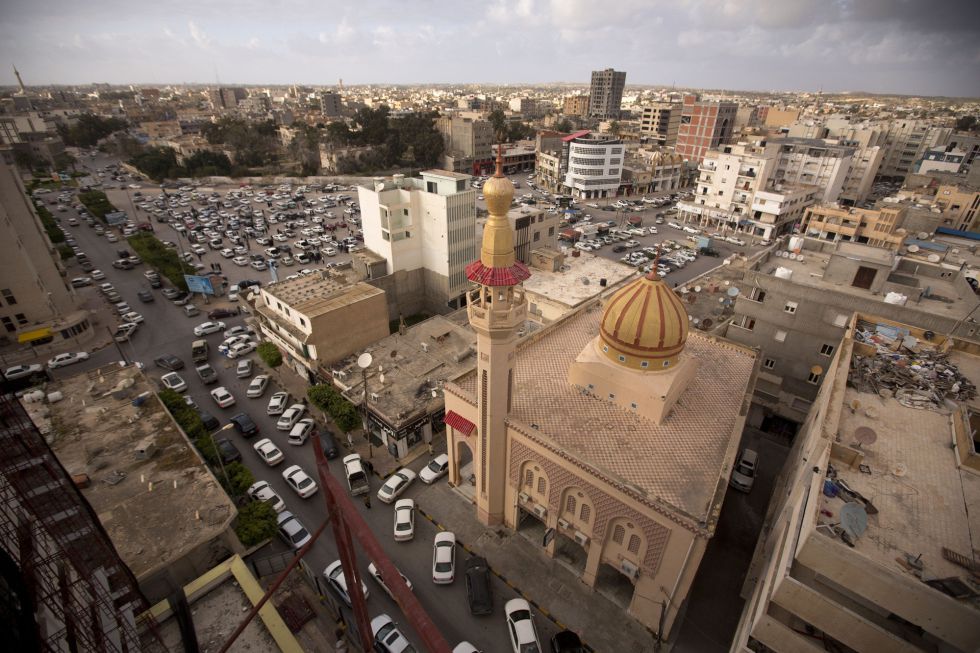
xmin=49 ymin=191 xmax=559 ymax=653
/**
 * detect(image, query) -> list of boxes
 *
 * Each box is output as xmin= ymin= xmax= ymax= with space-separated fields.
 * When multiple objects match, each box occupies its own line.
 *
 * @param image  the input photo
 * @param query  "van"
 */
xmin=183 ymin=304 xmax=200 ymax=318
xmin=191 ymin=339 xmax=209 ymax=364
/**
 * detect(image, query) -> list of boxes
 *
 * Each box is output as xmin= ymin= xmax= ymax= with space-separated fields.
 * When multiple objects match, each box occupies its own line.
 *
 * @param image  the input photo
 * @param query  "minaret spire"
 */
xmin=13 ymin=65 xmax=25 ymax=94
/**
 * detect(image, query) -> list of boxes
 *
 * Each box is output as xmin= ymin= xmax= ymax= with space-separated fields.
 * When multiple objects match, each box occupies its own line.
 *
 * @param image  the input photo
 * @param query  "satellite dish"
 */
xmin=907 ymin=244 xmax=920 ymax=253
xmin=378 ymin=373 xmax=385 ymax=384
xmin=840 ymin=503 xmax=868 ymax=541
xmin=918 ymin=232 xmax=929 ymax=240
xmin=694 ymin=285 xmax=701 ymax=292
xmin=853 ymin=426 xmax=877 ymax=448
xmin=701 ymin=318 xmax=713 ymax=328
xmin=927 ymin=254 xmax=941 ymax=263
xmin=727 ymin=287 xmax=739 ymax=297
xmin=357 ymin=352 xmax=373 ymax=369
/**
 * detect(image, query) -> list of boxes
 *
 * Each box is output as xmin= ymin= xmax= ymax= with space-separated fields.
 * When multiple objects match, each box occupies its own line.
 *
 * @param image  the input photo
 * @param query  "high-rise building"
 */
xmin=208 ymin=87 xmax=247 ymax=110
xmin=588 ymin=68 xmax=626 ymax=120
xmin=0 ymin=150 xmax=92 ymax=346
xmin=357 ymin=170 xmax=477 ymax=310
xmin=320 ymin=92 xmax=343 ymax=117
xmin=638 ymin=103 xmax=681 ymax=147
xmin=675 ymin=94 xmax=738 ymax=163
xmin=437 ymin=116 xmax=494 ymax=175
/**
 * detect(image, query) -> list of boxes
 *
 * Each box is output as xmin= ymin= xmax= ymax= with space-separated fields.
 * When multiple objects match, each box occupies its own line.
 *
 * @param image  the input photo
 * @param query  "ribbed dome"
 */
xmin=599 ymin=272 xmax=689 ymax=371
xmin=483 ymin=173 xmax=513 ymax=216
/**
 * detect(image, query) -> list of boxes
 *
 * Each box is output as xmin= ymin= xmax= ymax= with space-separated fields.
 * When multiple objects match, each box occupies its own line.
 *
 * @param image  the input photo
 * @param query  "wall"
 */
xmin=365 ymin=267 xmax=428 ymax=319
xmin=309 ymin=289 xmax=391 ymax=367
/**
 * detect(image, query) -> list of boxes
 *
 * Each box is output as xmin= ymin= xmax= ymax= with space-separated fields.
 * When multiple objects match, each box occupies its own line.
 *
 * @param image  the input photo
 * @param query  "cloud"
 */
xmin=188 ymin=21 xmax=211 ymax=48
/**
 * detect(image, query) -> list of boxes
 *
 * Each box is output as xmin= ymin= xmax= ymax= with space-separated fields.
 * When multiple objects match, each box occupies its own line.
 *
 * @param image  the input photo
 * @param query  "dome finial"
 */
xmin=645 ymin=244 xmax=662 ymax=280
xmin=494 ymin=143 xmax=505 ymax=178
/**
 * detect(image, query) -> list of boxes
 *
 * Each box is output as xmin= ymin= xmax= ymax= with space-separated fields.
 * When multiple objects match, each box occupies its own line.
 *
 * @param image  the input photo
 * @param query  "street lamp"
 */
xmin=357 ymin=352 xmax=373 ymax=459
xmin=211 ymin=423 xmax=235 ymax=494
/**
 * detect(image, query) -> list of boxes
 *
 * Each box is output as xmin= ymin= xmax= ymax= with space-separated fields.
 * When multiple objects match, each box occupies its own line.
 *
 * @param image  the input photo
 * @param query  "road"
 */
xmin=50 ymin=188 xmax=559 ymax=653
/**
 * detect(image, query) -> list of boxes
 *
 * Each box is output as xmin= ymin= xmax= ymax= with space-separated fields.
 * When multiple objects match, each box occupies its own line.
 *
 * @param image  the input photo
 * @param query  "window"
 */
xmin=784 ymin=301 xmax=798 ymax=314
xmin=608 ymin=393 xmax=616 ymax=399
xmin=612 ymin=524 xmax=625 ymax=544
xmin=747 ymin=288 xmax=766 ymax=303
xmin=537 ymin=476 xmax=546 ymax=495
xmin=1 ymin=289 xmax=16 ymax=305
xmin=807 ymin=371 xmax=822 ymax=384
xmin=618 ymin=355 xmax=625 ymax=362
xmin=548 ymin=226 xmax=555 ymax=236
xmin=833 ymin=313 xmax=849 ymax=327
xmin=627 ymin=534 xmax=641 ymax=554
xmin=640 ymin=361 xmax=649 ymax=368
xmin=1 ymin=317 xmax=14 ymax=333
xmin=580 ymin=504 xmax=591 ymax=523
xmin=774 ymin=330 xmax=787 ymax=342
xmin=820 ymin=344 xmax=835 ymax=356
xmin=565 ymin=495 xmax=577 ymax=515
xmin=524 ymin=470 xmax=533 ymax=487
xmin=763 ymin=358 xmax=776 ymax=370
xmin=14 ymin=313 xmax=28 ymax=326
xmin=533 ymin=232 xmax=540 ymax=242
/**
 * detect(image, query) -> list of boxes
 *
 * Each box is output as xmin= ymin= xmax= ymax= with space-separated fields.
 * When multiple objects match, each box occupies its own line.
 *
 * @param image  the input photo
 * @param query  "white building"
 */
xmin=357 ymin=170 xmax=477 ymax=309
xmin=563 ymin=134 xmax=624 ymax=199
xmin=677 ymin=143 xmax=775 ymax=233
xmin=916 ymin=146 xmax=967 ymax=175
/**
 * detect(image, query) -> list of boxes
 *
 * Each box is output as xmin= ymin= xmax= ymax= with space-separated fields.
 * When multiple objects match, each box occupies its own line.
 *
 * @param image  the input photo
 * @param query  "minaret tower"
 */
xmin=13 ymin=65 xmax=26 ymax=94
xmin=465 ymin=147 xmax=530 ymax=526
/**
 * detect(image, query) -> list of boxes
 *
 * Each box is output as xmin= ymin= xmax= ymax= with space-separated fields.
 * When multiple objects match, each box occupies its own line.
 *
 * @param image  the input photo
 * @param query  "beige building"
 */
xmin=563 ymin=95 xmax=590 ymax=117
xmin=732 ymin=314 xmax=980 ymax=653
xmin=933 ymin=183 xmax=980 ymax=231
xmin=254 ymin=272 xmax=390 ymax=382
xmin=437 ymin=115 xmax=494 ymax=175
xmin=0 ymin=150 xmax=91 ymax=349
xmin=800 ymin=203 xmax=907 ymax=250
xmin=442 ymin=152 xmax=758 ymax=639
xmin=621 ymin=149 xmax=684 ymax=196
xmin=763 ymin=107 xmax=801 ymax=129
xmin=139 ymin=120 xmax=183 ymax=140
xmin=638 ymin=103 xmax=681 ymax=147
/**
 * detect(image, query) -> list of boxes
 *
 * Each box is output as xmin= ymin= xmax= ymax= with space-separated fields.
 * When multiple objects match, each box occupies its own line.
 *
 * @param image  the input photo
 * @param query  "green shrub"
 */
xmin=307 ymin=383 xmax=361 ymax=433
xmin=57 ymin=244 xmax=75 ymax=260
xmin=234 ymin=500 xmax=277 ymax=547
xmin=128 ymin=232 xmax=193 ymax=292
xmin=78 ymin=190 xmax=116 ymax=221
xmin=257 ymin=342 xmax=282 ymax=368
xmin=223 ymin=462 xmax=254 ymax=497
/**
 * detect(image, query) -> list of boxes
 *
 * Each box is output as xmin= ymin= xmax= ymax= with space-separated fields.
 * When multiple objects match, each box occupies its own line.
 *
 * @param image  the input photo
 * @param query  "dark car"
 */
xmin=612 ymin=245 xmax=627 ymax=253
xmin=464 ymin=556 xmax=493 ymax=616
xmin=154 ymin=354 xmax=185 ymax=371
xmin=215 ymin=438 xmax=241 ymax=464
xmin=319 ymin=429 xmax=339 ymax=459
xmin=196 ymin=409 xmax=219 ymax=432
xmin=79 ymin=261 xmax=95 ymax=272
xmin=137 ymin=290 xmax=154 ymax=303
xmin=698 ymin=247 xmax=720 ymax=258
xmin=238 ymin=279 xmax=261 ymax=289
xmin=208 ymin=308 xmax=236 ymax=320
xmin=551 ymin=630 xmax=585 ymax=653
xmin=229 ymin=412 xmax=259 ymax=438
xmin=148 ymin=277 xmax=162 ymax=288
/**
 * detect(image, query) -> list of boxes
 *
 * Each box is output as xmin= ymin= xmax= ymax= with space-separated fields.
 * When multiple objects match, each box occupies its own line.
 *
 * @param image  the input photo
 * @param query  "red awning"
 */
xmin=562 ymin=129 xmax=591 ymax=142
xmin=444 ymin=410 xmax=476 ymax=436
xmin=465 ymin=260 xmax=531 ymax=286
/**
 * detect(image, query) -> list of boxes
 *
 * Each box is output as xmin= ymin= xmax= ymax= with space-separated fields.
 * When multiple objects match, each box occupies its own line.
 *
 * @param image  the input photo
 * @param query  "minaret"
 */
xmin=465 ymin=147 xmax=530 ymax=526
xmin=13 ymin=65 xmax=25 ymax=94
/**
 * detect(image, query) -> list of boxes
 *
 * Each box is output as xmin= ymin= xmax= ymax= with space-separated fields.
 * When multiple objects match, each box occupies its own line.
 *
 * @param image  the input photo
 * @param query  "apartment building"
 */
xmin=763 ymin=138 xmax=858 ymax=204
xmin=0 ymin=113 xmax=65 ymax=166
xmin=320 ymin=92 xmax=343 ymax=117
xmin=675 ymin=94 xmax=738 ymax=163
xmin=916 ymin=146 xmax=968 ymax=175
xmin=254 ymin=272 xmax=389 ymax=382
xmin=587 ymin=68 xmax=626 ymax=120
xmin=638 ymin=103 xmax=681 ymax=146
xmin=437 ymin=116 xmax=494 ymax=175
xmin=563 ymin=95 xmax=590 ymax=117
xmin=746 ymin=186 xmax=820 ymax=241
xmin=563 ymin=133 xmax=624 ymax=199
xmin=358 ymin=170 xmax=478 ymax=310
xmin=878 ymin=119 xmax=951 ymax=180
xmin=800 ymin=203 xmax=908 ymax=249
xmin=731 ymin=312 xmax=980 ymax=653
xmin=621 ymin=149 xmax=685 ymax=196
xmin=933 ymin=182 xmax=980 ymax=231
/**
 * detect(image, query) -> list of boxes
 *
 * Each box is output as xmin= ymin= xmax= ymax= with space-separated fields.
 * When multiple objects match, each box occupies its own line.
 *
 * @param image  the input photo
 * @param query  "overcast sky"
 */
xmin=2 ymin=0 xmax=978 ymax=97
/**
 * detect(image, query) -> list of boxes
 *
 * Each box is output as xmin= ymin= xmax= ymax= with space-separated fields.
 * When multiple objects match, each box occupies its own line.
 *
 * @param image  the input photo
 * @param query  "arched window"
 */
xmin=537 ymin=476 xmax=546 ymax=495
xmin=524 ymin=469 xmax=533 ymax=487
xmin=565 ymin=495 xmax=577 ymax=515
xmin=612 ymin=524 xmax=625 ymax=545
xmin=628 ymin=534 xmax=641 ymax=554
xmin=579 ymin=504 xmax=591 ymax=524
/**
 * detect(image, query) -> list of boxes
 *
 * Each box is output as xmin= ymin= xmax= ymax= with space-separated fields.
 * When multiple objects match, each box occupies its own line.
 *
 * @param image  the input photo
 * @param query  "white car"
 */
xmin=367 ymin=562 xmax=414 ymax=599
xmin=371 ymin=615 xmax=414 ymax=653
xmin=282 ymin=464 xmax=318 ymax=498
xmin=248 ymin=480 xmax=285 ymax=512
xmin=432 ymin=531 xmax=456 ymax=584
xmin=232 ymin=256 xmax=249 ymax=266
xmin=393 ymin=499 xmax=415 ymax=542
xmin=377 ymin=468 xmax=416 ymax=504
xmin=419 ymin=454 xmax=449 ymax=484
xmin=161 ymin=372 xmax=187 ymax=393
xmin=223 ymin=325 xmax=253 ymax=339
xmin=267 ymin=391 xmax=290 ymax=415
xmin=90 ymin=269 xmax=105 ymax=280
xmin=47 ymin=352 xmax=90 ymax=369
xmin=288 ymin=418 xmax=315 ymax=445
xmin=218 ymin=335 xmax=251 ymax=355
xmin=227 ymin=340 xmax=257 ymax=359
xmin=210 ymin=386 xmax=236 ymax=408
xmin=120 ymin=311 xmax=144 ymax=324
xmin=323 ymin=560 xmax=369 ymax=607
xmin=276 ymin=403 xmax=306 ymax=431
xmin=246 ymin=374 xmax=270 ymax=398
xmin=193 ymin=321 xmax=226 ymax=336
xmin=253 ymin=438 xmax=285 ymax=466
xmin=4 ymin=363 xmax=43 ymax=380
xmin=505 ymin=599 xmax=542 ymax=653
xmin=277 ymin=511 xmax=311 ymax=550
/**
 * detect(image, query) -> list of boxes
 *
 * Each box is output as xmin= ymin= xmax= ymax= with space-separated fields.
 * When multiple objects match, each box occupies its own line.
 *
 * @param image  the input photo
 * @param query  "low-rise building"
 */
xmin=620 ymin=149 xmax=685 ymax=196
xmin=139 ymin=120 xmax=183 ymax=141
xmin=254 ymin=272 xmax=390 ymax=383
xmin=563 ymin=95 xmax=590 ymax=117
xmin=800 ymin=202 xmax=908 ymax=250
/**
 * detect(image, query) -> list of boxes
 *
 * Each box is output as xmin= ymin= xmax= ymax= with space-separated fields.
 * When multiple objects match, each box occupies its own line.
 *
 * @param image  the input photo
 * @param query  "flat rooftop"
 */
xmin=423 ymin=169 xmax=471 ymax=180
xmin=264 ymin=272 xmax=383 ymax=319
xmin=36 ymin=364 xmax=235 ymax=581
xmin=455 ymin=305 xmax=757 ymax=523
xmin=523 ymin=252 xmax=637 ymax=310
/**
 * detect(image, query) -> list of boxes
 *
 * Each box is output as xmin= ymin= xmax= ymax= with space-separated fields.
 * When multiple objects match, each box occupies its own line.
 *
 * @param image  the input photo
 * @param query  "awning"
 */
xmin=444 ymin=410 xmax=476 ymax=436
xmin=18 ymin=327 xmax=52 ymax=343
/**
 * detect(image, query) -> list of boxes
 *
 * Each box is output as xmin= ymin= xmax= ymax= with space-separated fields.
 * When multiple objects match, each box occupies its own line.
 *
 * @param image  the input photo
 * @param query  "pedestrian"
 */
xmin=427 ymin=442 xmax=434 ymax=456
xmin=346 ymin=433 xmax=353 ymax=449
xmin=365 ymin=460 xmax=374 ymax=475
xmin=363 ymin=494 xmax=371 ymax=509
xmin=217 ymin=262 xmax=222 ymax=272
xmin=196 ymin=253 xmax=202 ymax=261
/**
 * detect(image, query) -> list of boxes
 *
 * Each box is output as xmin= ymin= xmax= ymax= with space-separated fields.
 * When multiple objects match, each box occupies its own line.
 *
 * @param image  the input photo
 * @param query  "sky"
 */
xmin=2 ymin=0 xmax=979 ymax=97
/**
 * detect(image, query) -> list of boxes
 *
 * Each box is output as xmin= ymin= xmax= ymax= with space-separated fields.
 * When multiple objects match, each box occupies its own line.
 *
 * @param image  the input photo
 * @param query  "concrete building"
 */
xmin=139 ymin=120 xmax=183 ymax=140
xmin=878 ymin=119 xmax=951 ymax=180
xmin=477 ymin=205 xmax=559 ymax=265
xmin=0 ymin=113 xmax=65 ymax=166
xmin=563 ymin=133 xmax=624 ymax=199
xmin=442 ymin=152 xmax=758 ymax=639
xmin=638 ymin=102 xmax=681 ymax=147
xmin=763 ymin=138 xmax=859 ymax=204
xmin=563 ymin=95 xmax=590 ymax=117
xmin=746 ymin=185 xmax=821 ymax=241
xmin=254 ymin=272 xmax=389 ymax=383
xmin=675 ymin=94 xmax=739 ymax=163
xmin=621 ymin=149 xmax=685 ymax=196
xmin=208 ymin=87 xmax=248 ymax=111
xmin=358 ymin=170 xmax=478 ymax=311
xmin=508 ymin=97 xmax=545 ymax=118
xmin=533 ymin=130 xmax=570 ymax=194
xmin=932 ymin=182 xmax=980 ymax=231
xmin=948 ymin=131 xmax=980 ymax=174
xmin=800 ymin=202 xmax=908 ymax=249
xmin=36 ymin=363 xmax=241 ymax=602
xmin=731 ymin=313 xmax=980 ymax=653
xmin=916 ymin=146 xmax=968 ymax=175
xmin=762 ymin=107 xmax=801 ymax=129
xmin=723 ymin=239 xmax=980 ymax=429
xmin=437 ymin=115 xmax=494 ymax=176
xmin=320 ymin=91 xmax=343 ymax=117
xmin=522 ymin=253 xmax=636 ymax=323
xmin=0 ymin=150 xmax=92 ymax=349
xmin=588 ymin=68 xmax=626 ymax=120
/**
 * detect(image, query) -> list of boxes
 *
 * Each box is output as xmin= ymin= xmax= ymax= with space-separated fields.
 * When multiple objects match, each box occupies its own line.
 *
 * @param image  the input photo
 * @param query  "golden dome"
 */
xmin=482 ymin=148 xmax=513 ymax=217
xmin=598 ymin=271 xmax=689 ymax=371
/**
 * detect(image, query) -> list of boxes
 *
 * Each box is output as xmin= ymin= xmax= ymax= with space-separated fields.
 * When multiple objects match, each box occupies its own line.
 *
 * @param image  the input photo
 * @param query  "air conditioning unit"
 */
xmin=518 ymin=492 xmax=530 ymax=504
xmin=370 ymin=392 xmax=380 ymax=401
xmin=620 ymin=559 xmax=639 ymax=580
xmin=333 ymin=369 xmax=348 ymax=380
xmin=532 ymin=504 xmax=548 ymax=519
xmin=557 ymin=518 xmax=571 ymax=530
xmin=420 ymin=342 xmax=429 ymax=352
xmin=573 ymin=531 xmax=590 ymax=547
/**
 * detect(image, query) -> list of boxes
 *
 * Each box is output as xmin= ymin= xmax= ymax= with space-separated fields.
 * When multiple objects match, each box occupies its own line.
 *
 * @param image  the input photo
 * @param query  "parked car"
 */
xmin=505 ymin=598 xmax=542 ymax=653
xmin=432 ymin=531 xmax=456 ymax=584
xmin=729 ymin=448 xmax=758 ymax=493
xmin=224 ymin=325 xmax=253 ymax=339
xmin=236 ymin=359 xmax=253 ymax=378
xmin=193 ymin=321 xmax=226 ymax=336
xmin=71 ymin=276 xmax=92 ymax=288
xmin=229 ymin=412 xmax=259 ymax=438
xmin=209 ymin=386 xmax=235 ymax=408
xmin=464 ymin=556 xmax=493 ymax=616
xmin=249 ymin=480 xmax=285 ymax=513
xmin=267 ymin=391 xmax=290 ymax=415
xmin=47 ymin=352 xmax=89 ymax=369
xmin=393 ymin=499 xmax=415 ymax=542
xmin=276 ymin=511 xmax=311 ymax=550
xmin=276 ymin=403 xmax=306 ymax=431
xmin=208 ymin=308 xmax=237 ymax=320
xmin=196 ymin=409 xmax=219 ymax=432
xmin=550 ymin=630 xmax=586 ymax=653
xmin=378 ymin=468 xmax=416 ymax=504
xmin=246 ymin=374 xmax=269 ymax=398
xmin=3 ymin=364 xmax=43 ymax=380
xmin=154 ymin=354 xmax=184 ymax=371
xmin=282 ymin=464 xmax=318 ymax=498
xmin=323 ymin=560 xmax=369 ymax=608
xmin=227 ymin=341 xmax=257 ymax=359
xmin=367 ymin=562 xmax=414 ymax=600
xmin=215 ymin=438 xmax=241 ymax=464
xmin=287 ymin=418 xmax=315 ymax=445
xmin=371 ymin=615 xmax=415 ymax=653
xmin=319 ymin=429 xmax=339 ymax=459
xmin=137 ymin=290 xmax=154 ymax=303
xmin=161 ymin=372 xmax=187 ymax=393
xmin=419 ymin=454 xmax=449 ymax=484
xmin=253 ymin=438 xmax=284 ymax=466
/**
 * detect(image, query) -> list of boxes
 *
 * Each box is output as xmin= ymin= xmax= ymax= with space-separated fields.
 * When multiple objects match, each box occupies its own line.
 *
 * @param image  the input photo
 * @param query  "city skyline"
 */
xmin=1 ymin=0 xmax=979 ymax=97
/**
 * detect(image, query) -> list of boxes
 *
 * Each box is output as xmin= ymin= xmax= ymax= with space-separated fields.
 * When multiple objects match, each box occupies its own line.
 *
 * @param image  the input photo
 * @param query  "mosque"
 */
xmin=442 ymin=150 xmax=760 ymax=637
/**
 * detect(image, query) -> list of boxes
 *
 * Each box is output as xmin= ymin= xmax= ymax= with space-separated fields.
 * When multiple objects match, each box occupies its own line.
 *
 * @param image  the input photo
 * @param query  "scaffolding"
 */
xmin=0 ymin=393 xmax=150 ymax=652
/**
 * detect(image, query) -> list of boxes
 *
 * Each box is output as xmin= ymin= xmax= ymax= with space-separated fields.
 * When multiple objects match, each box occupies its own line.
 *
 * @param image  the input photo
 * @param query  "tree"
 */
xmin=554 ymin=118 xmax=573 ymax=133
xmin=52 ymin=151 xmax=77 ymax=173
xmin=127 ymin=232 xmax=195 ymax=291
xmin=234 ymin=501 xmax=277 ymax=546
xmin=391 ymin=111 xmax=445 ymax=167
xmin=351 ymin=106 xmax=391 ymax=146
xmin=956 ymin=115 xmax=978 ymax=133
xmin=129 ymin=146 xmax=181 ymax=181
xmin=488 ymin=109 xmax=508 ymax=143
xmin=324 ymin=121 xmax=353 ymax=146
xmin=257 ymin=342 xmax=282 ymax=368
xmin=184 ymin=150 xmax=232 ymax=177
xmin=56 ymin=114 xmax=128 ymax=148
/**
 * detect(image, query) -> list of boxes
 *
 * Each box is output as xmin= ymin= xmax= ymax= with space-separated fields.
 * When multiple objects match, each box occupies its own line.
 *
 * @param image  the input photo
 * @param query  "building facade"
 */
xmin=800 ymin=203 xmax=907 ymax=249
xmin=437 ymin=116 xmax=494 ymax=175
xmin=588 ymin=69 xmax=626 ymax=120
xmin=675 ymin=94 xmax=738 ymax=163
xmin=320 ymin=92 xmax=343 ymax=117
xmin=563 ymin=134 xmax=624 ymax=199
xmin=563 ymin=95 xmax=590 ymax=117
xmin=638 ymin=103 xmax=681 ymax=147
